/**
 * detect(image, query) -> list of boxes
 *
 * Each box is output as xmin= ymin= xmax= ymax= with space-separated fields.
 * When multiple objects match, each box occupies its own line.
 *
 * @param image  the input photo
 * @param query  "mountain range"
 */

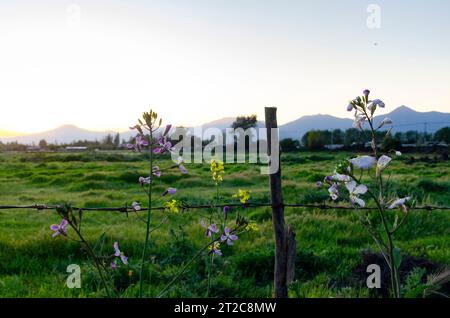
xmin=1 ymin=106 xmax=450 ymax=145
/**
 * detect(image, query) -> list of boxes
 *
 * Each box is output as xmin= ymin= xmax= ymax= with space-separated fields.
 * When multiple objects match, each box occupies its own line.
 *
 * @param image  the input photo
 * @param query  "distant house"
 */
xmin=65 ymin=146 xmax=88 ymax=152
xmin=26 ymin=146 xmax=41 ymax=152
xmin=325 ymin=144 xmax=344 ymax=150
xmin=401 ymin=144 xmax=418 ymax=148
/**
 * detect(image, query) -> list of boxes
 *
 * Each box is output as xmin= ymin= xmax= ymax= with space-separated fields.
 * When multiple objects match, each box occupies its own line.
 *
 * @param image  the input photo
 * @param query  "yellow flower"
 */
xmin=163 ymin=199 xmax=180 ymax=213
xmin=245 ymin=222 xmax=259 ymax=232
xmin=233 ymin=189 xmax=251 ymax=204
xmin=210 ymin=159 xmax=224 ymax=185
xmin=128 ymin=270 xmax=134 ymax=277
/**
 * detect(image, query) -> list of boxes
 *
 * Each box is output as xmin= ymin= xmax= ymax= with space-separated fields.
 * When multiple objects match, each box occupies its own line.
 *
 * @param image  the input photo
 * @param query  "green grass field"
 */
xmin=0 ymin=151 xmax=449 ymax=297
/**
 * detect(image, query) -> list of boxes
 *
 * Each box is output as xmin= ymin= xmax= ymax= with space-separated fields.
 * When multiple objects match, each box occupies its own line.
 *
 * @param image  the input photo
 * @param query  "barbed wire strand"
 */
xmin=0 ymin=203 xmax=449 ymax=212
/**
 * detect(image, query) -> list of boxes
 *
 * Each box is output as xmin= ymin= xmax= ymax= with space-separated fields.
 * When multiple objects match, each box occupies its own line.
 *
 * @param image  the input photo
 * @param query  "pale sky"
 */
xmin=1 ymin=0 xmax=450 ymax=134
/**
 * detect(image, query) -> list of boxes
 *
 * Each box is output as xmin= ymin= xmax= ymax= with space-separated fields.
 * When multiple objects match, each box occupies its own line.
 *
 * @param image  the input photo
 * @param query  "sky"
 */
xmin=0 ymin=0 xmax=450 ymax=134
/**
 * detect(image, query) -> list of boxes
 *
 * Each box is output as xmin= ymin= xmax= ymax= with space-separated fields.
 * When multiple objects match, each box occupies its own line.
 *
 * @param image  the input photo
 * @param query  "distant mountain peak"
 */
xmin=391 ymin=105 xmax=415 ymax=113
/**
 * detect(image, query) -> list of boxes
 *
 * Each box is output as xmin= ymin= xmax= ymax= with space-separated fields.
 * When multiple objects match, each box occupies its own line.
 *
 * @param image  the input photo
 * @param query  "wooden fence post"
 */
xmin=265 ymin=107 xmax=295 ymax=298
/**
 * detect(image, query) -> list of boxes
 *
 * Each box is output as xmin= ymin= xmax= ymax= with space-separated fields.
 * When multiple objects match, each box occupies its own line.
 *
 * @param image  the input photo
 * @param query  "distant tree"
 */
xmin=38 ymin=139 xmax=48 ymax=149
xmin=382 ymin=133 xmax=401 ymax=152
xmin=280 ymin=138 xmax=300 ymax=152
xmin=231 ymin=115 xmax=258 ymax=152
xmin=231 ymin=115 xmax=257 ymax=130
xmin=331 ymin=129 xmax=344 ymax=144
xmin=113 ymin=133 xmax=120 ymax=148
xmin=434 ymin=127 xmax=450 ymax=143
xmin=405 ymin=130 xmax=419 ymax=144
xmin=301 ymin=130 xmax=327 ymax=150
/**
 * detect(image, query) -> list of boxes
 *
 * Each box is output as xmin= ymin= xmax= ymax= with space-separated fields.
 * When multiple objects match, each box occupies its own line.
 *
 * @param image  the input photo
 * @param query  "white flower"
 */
xmin=131 ymin=202 xmax=141 ymax=211
xmin=328 ymin=183 xmax=339 ymax=201
xmin=353 ymin=114 xmax=366 ymax=130
xmin=378 ymin=117 xmax=393 ymax=129
xmin=373 ymin=99 xmax=385 ymax=108
xmin=388 ymin=197 xmax=411 ymax=213
xmin=395 ymin=151 xmax=402 ymax=156
xmin=349 ymin=156 xmax=376 ymax=170
xmin=330 ymin=173 xmax=351 ymax=182
xmin=376 ymin=155 xmax=392 ymax=177
xmin=346 ymin=181 xmax=368 ymax=207
xmin=368 ymin=99 xmax=385 ymax=110
xmin=347 ymin=103 xmax=354 ymax=112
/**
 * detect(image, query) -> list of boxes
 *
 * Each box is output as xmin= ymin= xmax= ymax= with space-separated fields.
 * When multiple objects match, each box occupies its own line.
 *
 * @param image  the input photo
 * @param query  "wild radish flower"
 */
xmin=316 ymin=181 xmax=323 ymax=188
xmin=223 ymin=206 xmax=230 ymax=220
xmin=349 ymin=156 xmax=377 ymax=170
xmin=163 ymin=187 xmax=177 ymax=196
xmin=372 ymin=99 xmax=385 ymax=108
xmin=353 ymin=114 xmax=366 ymax=130
xmin=139 ymin=176 xmax=151 ymax=185
xmin=376 ymin=155 xmax=392 ymax=177
xmin=177 ymin=157 xmax=188 ymax=174
xmin=330 ymin=173 xmax=351 ymax=183
xmin=179 ymin=164 xmax=187 ymax=174
xmin=221 ymin=227 xmax=238 ymax=246
xmin=201 ymin=220 xmax=219 ymax=238
xmin=208 ymin=242 xmax=222 ymax=256
xmin=324 ymin=175 xmax=332 ymax=184
xmin=347 ymin=102 xmax=354 ymax=112
xmin=127 ymin=134 xmax=149 ymax=152
xmin=163 ymin=199 xmax=180 ymax=213
xmin=152 ymin=166 xmax=161 ymax=178
xmin=378 ymin=117 xmax=393 ymax=129
xmin=345 ymin=181 xmax=368 ymax=208
xmin=233 ymin=189 xmax=251 ymax=204
xmin=131 ymin=202 xmax=141 ymax=211
xmin=328 ymin=183 xmax=339 ymax=201
xmin=388 ymin=197 xmax=412 ymax=213
xmin=111 ymin=260 xmax=119 ymax=270
xmin=153 ymin=137 xmax=172 ymax=154
xmin=210 ymin=159 xmax=224 ymax=185
xmin=50 ymin=219 xmax=68 ymax=237
xmin=162 ymin=124 xmax=172 ymax=136
xmin=113 ymin=242 xmax=128 ymax=265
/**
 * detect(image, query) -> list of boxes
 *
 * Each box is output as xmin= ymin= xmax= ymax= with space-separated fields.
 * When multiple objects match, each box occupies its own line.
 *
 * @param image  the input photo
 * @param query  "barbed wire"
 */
xmin=1 ymin=202 xmax=449 ymax=213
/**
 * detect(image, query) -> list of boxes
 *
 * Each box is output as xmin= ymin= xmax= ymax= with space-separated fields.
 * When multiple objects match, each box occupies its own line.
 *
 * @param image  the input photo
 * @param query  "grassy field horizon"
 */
xmin=0 ymin=151 xmax=449 ymax=297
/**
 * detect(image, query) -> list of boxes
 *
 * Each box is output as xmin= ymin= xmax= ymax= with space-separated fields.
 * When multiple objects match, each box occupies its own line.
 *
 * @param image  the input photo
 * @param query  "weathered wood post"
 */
xmin=265 ymin=107 xmax=296 ymax=298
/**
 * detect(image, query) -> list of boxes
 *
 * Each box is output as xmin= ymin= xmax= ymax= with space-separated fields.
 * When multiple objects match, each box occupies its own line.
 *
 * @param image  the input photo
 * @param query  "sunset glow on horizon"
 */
xmin=1 ymin=0 xmax=450 ymax=134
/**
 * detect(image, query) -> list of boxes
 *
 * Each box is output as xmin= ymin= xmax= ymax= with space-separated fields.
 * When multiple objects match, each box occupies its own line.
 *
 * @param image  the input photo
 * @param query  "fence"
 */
xmin=1 ymin=107 xmax=450 ymax=298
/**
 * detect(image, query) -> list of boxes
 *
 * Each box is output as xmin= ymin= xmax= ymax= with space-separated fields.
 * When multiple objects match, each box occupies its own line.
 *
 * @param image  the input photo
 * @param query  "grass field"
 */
xmin=0 ymin=151 xmax=449 ymax=297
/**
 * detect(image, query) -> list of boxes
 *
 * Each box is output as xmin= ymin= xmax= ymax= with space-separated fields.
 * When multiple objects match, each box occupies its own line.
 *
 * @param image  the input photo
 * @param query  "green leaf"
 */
xmin=393 ymin=247 xmax=402 ymax=269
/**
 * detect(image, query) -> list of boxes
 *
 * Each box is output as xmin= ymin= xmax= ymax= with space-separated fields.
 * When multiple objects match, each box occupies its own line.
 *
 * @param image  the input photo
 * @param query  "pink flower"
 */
xmin=328 ymin=183 xmax=339 ymax=201
xmin=131 ymin=202 xmax=141 ymax=211
xmin=127 ymin=134 xmax=149 ymax=152
xmin=153 ymin=137 xmax=172 ymax=154
xmin=221 ymin=227 xmax=238 ymax=246
xmin=139 ymin=176 xmax=151 ymax=185
xmin=113 ymin=242 xmax=128 ymax=265
xmin=163 ymin=187 xmax=177 ymax=196
xmin=201 ymin=220 xmax=219 ymax=238
xmin=111 ymin=260 xmax=119 ymax=270
xmin=152 ymin=166 xmax=161 ymax=178
xmin=50 ymin=219 xmax=68 ymax=237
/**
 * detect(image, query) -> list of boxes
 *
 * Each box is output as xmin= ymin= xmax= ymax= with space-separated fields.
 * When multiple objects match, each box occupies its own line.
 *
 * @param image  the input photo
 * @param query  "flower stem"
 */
xmin=139 ymin=129 xmax=153 ymax=298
